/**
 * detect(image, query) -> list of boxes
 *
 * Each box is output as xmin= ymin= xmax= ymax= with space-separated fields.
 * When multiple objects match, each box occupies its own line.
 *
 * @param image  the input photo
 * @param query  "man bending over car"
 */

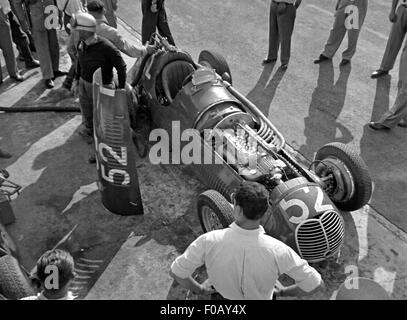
xmin=170 ymin=181 xmax=324 ymax=300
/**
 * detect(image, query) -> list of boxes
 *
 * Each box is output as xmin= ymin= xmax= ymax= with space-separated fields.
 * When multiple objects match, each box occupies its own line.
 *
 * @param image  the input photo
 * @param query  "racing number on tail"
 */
xmin=280 ymin=187 xmax=334 ymax=224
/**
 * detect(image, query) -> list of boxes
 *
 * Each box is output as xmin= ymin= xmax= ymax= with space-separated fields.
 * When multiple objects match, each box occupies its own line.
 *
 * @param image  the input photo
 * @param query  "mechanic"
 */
xmin=170 ymin=181 xmax=324 ymax=300
xmin=371 ymin=0 xmax=407 ymax=79
xmin=263 ymin=0 xmax=302 ymax=70
xmin=21 ymin=249 xmax=76 ymax=300
xmin=368 ymin=39 xmax=407 ymax=130
xmin=141 ymin=0 xmax=175 ymax=46
xmin=72 ymin=12 xmax=126 ymax=139
xmin=87 ymin=0 xmax=156 ymax=58
xmin=314 ymin=0 xmax=368 ymax=67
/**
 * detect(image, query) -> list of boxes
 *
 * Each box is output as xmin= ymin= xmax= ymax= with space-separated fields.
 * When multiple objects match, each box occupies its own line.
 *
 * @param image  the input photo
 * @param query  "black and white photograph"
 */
xmin=0 ymin=0 xmax=406 ymax=305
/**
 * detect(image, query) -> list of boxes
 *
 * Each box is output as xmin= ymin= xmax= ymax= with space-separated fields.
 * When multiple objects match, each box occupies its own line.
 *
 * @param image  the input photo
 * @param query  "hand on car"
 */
xmin=198 ymin=280 xmax=216 ymax=295
xmin=146 ymin=44 xmax=158 ymax=55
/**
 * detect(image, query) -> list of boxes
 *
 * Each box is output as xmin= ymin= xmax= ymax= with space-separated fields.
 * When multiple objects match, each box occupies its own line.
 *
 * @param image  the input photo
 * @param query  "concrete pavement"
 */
xmin=0 ymin=0 xmax=406 ymax=300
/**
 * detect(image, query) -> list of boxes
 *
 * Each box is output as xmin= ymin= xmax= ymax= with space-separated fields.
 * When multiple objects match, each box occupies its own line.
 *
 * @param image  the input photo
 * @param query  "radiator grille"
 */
xmin=295 ymin=211 xmax=344 ymax=262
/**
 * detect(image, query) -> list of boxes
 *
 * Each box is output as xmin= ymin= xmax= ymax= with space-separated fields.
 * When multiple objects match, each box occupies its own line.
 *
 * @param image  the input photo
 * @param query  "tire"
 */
xmin=197 ymin=190 xmax=234 ymax=233
xmin=198 ymin=50 xmax=232 ymax=84
xmin=314 ymin=142 xmax=372 ymax=211
xmin=0 ymin=223 xmax=19 ymax=259
xmin=0 ymin=255 xmax=35 ymax=300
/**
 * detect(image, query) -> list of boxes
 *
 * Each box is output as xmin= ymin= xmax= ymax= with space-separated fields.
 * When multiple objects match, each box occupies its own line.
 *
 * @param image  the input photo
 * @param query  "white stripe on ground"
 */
xmin=307 ymin=4 xmax=388 ymax=40
xmin=76 ymin=262 xmax=101 ymax=268
xmin=374 ymin=267 xmax=396 ymax=295
xmin=75 ymin=268 xmax=96 ymax=274
xmin=62 ymin=182 xmax=98 ymax=215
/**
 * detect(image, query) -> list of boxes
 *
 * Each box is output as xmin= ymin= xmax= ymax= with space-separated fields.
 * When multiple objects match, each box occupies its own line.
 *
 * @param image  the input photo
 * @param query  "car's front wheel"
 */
xmin=197 ymin=190 xmax=234 ymax=233
xmin=198 ymin=50 xmax=232 ymax=84
xmin=313 ymin=142 xmax=372 ymax=211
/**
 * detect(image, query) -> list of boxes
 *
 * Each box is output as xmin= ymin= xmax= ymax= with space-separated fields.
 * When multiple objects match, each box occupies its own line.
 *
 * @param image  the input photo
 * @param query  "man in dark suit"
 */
xmin=141 ymin=0 xmax=175 ymax=45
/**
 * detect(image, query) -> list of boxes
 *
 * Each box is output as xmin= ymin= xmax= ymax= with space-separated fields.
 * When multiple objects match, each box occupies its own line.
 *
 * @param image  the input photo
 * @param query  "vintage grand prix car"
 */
xmin=94 ymin=34 xmax=372 ymax=263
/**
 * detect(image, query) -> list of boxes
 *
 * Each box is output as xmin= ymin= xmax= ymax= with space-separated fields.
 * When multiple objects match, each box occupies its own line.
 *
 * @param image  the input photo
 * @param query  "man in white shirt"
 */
xmin=170 ymin=182 xmax=323 ymax=300
xmin=87 ymin=0 xmax=156 ymax=58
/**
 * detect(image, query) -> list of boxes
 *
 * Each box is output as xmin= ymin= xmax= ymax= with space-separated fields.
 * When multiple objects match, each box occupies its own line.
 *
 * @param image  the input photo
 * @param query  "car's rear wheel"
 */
xmin=0 ymin=223 xmax=19 ymax=259
xmin=198 ymin=50 xmax=232 ymax=84
xmin=0 ymin=255 xmax=35 ymax=300
xmin=313 ymin=142 xmax=372 ymax=211
xmin=197 ymin=190 xmax=234 ymax=233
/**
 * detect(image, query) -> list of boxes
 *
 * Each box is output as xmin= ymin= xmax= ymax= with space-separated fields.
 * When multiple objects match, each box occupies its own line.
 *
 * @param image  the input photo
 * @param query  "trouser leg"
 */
xmin=278 ymin=4 xmax=296 ymax=64
xmin=141 ymin=0 xmax=158 ymax=44
xmin=156 ymin=6 xmax=175 ymax=46
xmin=33 ymin=30 xmax=54 ymax=79
xmin=48 ymin=29 xmax=59 ymax=72
xmin=379 ymin=45 xmax=407 ymax=127
xmin=342 ymin=0 xmax=367 ymax=60
xmin=380 ymin=6 xmax=407 ymax=71
xmin=79 ymin=78 xmax=94 ymax=130
xmin=322 ymin=7 xmax=347 ymax=58
xmin=267 ymin=2 xmax=279 ymax=60
xmin=0 ymin=13 xmax=18 ymax=78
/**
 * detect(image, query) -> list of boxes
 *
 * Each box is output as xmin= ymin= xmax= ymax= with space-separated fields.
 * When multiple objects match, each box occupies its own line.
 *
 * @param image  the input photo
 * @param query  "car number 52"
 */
xmin=280 ymin=187 xmax=334 ymax=224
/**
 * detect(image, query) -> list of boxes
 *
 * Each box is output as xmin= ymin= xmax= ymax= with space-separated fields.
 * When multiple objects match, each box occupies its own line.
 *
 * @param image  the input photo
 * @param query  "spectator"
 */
xmin=27 ymin=0 xmax=67 ymax=88
xmin=21 ymin=249 xmax=76 ymax=300
xmin=314 ymin=0 xmax=368 ymax=66
xmin=10 ymin=0 xmax=36 ymax=52
xmin=8 ymin=7 xmax=40 ymax=69
xmin=55 ymin=0 xmax=86 ymax=91
xmin=141 ymin=0 xmax=175 ymax=46
xmin=369 ymin=43 xmax=407 ymax=130
xmin=100 ymin=0 xmax=117 ymax=28
xmin=71 ymin=12 xmax=126 ymax=139
xmin=170 ymin=182 xmax=324 ymax=300
xmin=55 ymin=0 xmax=86 ymax=35
xmin=262 ymin=0 xmax=302 ymax=70
xmin=87 ymin=0 xmax=156 ymax=58
xmin=371 ymin=0 xmax=407 ymax=79
xmin=0 ymin=0 xmax=24 ymax=83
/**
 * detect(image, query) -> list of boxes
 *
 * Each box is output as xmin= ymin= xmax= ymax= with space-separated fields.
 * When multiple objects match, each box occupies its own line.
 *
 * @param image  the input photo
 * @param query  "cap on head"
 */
xmin=72 ymin=12 xmax=97 ymax=32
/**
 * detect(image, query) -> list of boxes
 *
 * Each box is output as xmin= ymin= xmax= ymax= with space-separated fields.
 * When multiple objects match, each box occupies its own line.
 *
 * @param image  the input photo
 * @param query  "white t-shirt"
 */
xmin=56 ymin=0 xmax=85 ymax=16
xmin=171 ymin=222 xmax=322 ymax=300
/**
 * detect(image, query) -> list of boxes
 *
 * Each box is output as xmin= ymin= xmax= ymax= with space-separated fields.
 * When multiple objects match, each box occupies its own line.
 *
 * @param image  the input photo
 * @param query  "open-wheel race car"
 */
xmin=95 ymin=33 xmax=373 ymax=263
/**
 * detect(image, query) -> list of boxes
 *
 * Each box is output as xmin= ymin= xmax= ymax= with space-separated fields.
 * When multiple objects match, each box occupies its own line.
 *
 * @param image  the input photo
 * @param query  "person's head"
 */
xmin=36 ymin=249 xmax=76 ymax=297
xmin=87 ymin=0 xmax=106 ymax=19
xmin=232 ymin=182 xmax=269 ymax=222
xmin=71 ymin=12 xmax=97 ymax=41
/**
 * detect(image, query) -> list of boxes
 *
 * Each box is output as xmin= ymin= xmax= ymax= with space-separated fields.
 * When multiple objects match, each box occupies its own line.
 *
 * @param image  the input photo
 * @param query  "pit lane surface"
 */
xmin=118 ymin=0 xmax=407 ymax=232
xmin=0 ymin=0 xmax=406 ymax=300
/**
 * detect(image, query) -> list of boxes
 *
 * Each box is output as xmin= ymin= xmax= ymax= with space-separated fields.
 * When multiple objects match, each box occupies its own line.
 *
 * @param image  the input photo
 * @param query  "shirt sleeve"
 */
xmin=275 ymin=245 xmax=322 ymax=292
xmin=107 ymin=27 xmax=147 ymax=58
xmin=106 ymin=42 xmax=127 ymax=88
xmin=170 ymin=234 xmax=207 ymax=279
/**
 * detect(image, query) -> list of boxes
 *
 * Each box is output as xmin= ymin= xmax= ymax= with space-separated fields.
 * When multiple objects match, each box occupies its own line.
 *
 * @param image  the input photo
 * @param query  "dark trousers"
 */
xmin=267 ymin=2 xmax=296 ymax=64
xmin=8 ymin=11 xmax=35 ymax=64
xmin=141 ymin=0 xmax=175 ymax=45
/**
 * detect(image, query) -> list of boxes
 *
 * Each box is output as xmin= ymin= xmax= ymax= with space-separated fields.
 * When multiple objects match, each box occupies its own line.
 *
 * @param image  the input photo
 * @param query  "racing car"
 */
xmin=95 ymin=34 xmax=372 ymax=263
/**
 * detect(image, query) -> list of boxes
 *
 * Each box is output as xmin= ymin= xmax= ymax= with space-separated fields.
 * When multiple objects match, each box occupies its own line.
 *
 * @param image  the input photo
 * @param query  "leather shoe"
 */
xmin=339 ymin=59 xmax=350 ymax=66
xmin=262 ymin=58 xmax=277 ymax=65
xmin=314 ymin=54 xmax=330 ymax=64
xmin=25 ymin=59 xmax=40 ymax=69
xmin=397 ymin=121 xmax=407 ymax=128
xmin=11 ymin=74 xmax=25 ymax=82
xmin=368 ymin=122 xmax=390 ymax=131
xmin=0 ymin=148 xmax=12 ymax=159
xmin=281 ymin=63 xmax=288 ymax=70
xmin=371 ymin=69 xmax=389 ymax=79
xmin=53 ymin=70 xmax=68 ymax=79
xmin=45 ymin=79 xmax=54 ymax=89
